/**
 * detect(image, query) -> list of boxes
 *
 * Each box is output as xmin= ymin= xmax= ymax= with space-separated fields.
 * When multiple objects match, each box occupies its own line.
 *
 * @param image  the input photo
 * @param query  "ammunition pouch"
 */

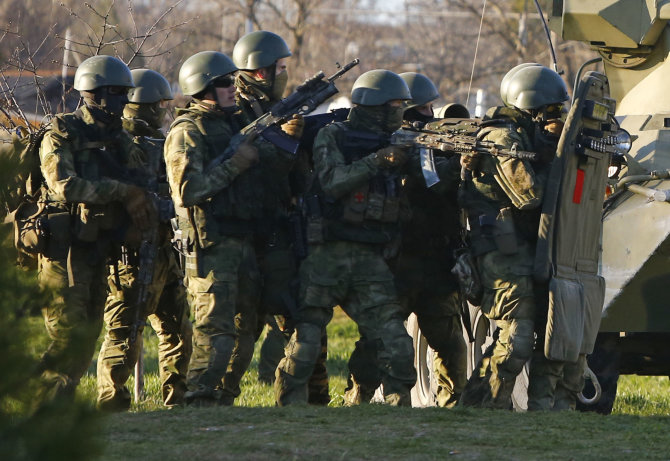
xmin=342 ymin=177 xmax=403 ymax=225
xmin=42 ymin=212 xmax=73 ymax=259
xmin=74 ymin=203 xmax=124 ymax=242
xmin=492 ymin=207 xmax=518 ymax=255
xmin=305 ymin=194 xmax=324 ymax=245
xmin=74 ymin=204 xmax=99 ymax=242
xmin=469 ymin=209 xmax=520 ymax=256
xmin=171 ymin=218 xmax=199 ymax=277
xmin=11 ymin=198 xmax=48 ymax=258
xmin=306 ymin=216 xmax=324 ymax=244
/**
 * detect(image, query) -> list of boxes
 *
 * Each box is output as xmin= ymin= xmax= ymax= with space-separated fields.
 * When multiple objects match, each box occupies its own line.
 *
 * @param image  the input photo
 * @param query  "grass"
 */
xmin=72 ymin=308 xmax=670 ymax=460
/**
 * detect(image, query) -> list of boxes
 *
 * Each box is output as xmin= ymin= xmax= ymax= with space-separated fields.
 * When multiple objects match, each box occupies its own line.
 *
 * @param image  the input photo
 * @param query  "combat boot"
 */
xmin=184 ymin=385 xmax=221 ymax=407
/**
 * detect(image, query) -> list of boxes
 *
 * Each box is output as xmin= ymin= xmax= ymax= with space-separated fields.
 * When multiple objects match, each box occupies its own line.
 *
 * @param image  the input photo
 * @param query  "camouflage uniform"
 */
xmin=274 ymin=105 xmax=417 ymax=406
xmin=458 ymin=106 xmax=553 ymax=409
xmin=229 ymin=72 xmax=330 ymax=405
xmin=37 ymin=105 xmax=143 ymax=401
xmin=345 ymin=147 xmax=467 ymax=407
xmin=165 ymin=97 xmax=296 ymax=404
xmin=96 ymin=111 xmax=192 ymax=411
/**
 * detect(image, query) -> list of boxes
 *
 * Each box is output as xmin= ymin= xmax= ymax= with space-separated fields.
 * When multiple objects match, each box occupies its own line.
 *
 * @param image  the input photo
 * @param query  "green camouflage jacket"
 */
xmin=311 ymin=106 xmax=409 ymax=244
xmin=459 ymin=106 xmax=554 ymax=255
xmin=40 ymin=105 xmax=143 ymax=206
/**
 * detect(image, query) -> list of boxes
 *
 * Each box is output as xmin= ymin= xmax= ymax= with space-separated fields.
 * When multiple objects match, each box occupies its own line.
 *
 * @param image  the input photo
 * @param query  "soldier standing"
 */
xmin=96 ymin=69 xmax=193 ymax=411
xmin=274 ymin=70 xmax=417 ymax=406
xmin=164 ymin=51 xmax=300 ymax=406
xmin=229 ymin=30 xmax=329 ymax=405
xmin=458 ymin=65 xmax=572 ymax=410
xmin=37 ymin=55 xmax=154 ymax=401
xmin=344 ymin=72 xmax=467 ymax=407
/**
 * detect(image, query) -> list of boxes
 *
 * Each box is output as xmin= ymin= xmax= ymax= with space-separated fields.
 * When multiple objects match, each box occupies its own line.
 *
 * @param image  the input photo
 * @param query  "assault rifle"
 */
xmin=390 ymin=120 xmax=539 ymax=161
xmin=208 ymin=58 xmax=360 ymax=169
xmin=344 ymin=119 xmax=539 ymax=187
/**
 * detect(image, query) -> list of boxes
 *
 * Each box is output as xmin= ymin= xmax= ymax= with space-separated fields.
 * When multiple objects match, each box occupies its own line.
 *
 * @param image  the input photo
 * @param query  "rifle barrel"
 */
xmin=327 ymin=58 xmax=360 ymax=82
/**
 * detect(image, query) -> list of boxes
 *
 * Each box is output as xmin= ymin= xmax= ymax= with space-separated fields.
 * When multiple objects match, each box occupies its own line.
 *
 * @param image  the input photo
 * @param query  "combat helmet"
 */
xmin=232 ymin=31 xmax=292 ymax=70
xmin=399 ymin=72 xmax=439 ymax=109
xmin=351 ymin=70 xmax=411 ymax=106
xmin=499 ymin=62 xmax=541 ymax=107
xmin=74 ymin=55 xmax=134 ymax=91
xmin=506 ymin=65 xmax=569 ymax=110
xmin=179 ymin=51 xmax=237 ymax=96
xmin=128 ymin=69 xmax=173 ymax=103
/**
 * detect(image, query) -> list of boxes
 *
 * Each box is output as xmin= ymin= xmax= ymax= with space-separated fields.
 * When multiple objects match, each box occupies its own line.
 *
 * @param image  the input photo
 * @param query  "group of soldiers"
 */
xmin=32 ymin=29 xmax=586 ymax=412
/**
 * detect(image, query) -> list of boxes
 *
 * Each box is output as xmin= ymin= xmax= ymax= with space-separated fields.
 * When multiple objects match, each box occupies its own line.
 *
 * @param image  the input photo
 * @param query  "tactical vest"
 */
xmin=458 ymin=109 xmax=553 ymax=257
xmin=170 ymin=109 xmax=265 ymax=246
xmin=309 ymin=121 xmax=408 ymax=245
xmin=48 ymin=109 xmax=134 ymax=242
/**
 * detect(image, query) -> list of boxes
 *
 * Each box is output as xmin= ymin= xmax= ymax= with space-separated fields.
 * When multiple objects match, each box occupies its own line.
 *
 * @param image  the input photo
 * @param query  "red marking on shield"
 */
xmin=354 ymin=192 xmax=365 ymax=202
xmin=573 ymin=168 xmax=585 ymax=204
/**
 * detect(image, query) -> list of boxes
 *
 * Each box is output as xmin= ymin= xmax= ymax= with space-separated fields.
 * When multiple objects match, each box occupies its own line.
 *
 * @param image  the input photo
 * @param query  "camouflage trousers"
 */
xmin=223 ymin=238 xmax=330 ymax=405
xmin=37 ymin=243 xmax=107 ymax=401
xmin=460 ymin=246 xmax=536 ymax=409
xmin=258 ymin=314 xmax=330 ymax=405
xmin=346 ymin=254 xmax=467 ymax=407
xmin=185 ymin=235 xmax=260 ymax=405
xmin=96 ymin=243 xmax=192 ymax=411
xmin=275 ymin=241 xmax=416 ymax=406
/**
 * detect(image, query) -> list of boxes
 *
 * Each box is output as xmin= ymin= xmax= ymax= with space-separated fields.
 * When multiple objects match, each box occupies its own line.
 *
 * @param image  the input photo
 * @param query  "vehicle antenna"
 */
xmin=465 ymin=0 xmax=488 ymax=110
xmin=533 ymin=0 xmax=559 ymax=73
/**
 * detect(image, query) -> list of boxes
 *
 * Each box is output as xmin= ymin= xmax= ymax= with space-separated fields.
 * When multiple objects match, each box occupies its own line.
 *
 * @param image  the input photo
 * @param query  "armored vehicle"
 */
xmin=410 ymin=1 xmax=669 ymax=414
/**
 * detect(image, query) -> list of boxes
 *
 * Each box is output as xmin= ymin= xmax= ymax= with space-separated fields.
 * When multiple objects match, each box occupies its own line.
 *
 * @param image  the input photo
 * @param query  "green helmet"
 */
xmin=74 ymin=55 xmax=134 ymax=92
xmin=179 ymin=51 xmax=237 ymax=96
xmin=399 ymin=72 xmax=439 ymax=109
xmin=232 ymin=30 xmax=292 ymax=70
xmin=506 ymin=65 xmax=569 ymax=110
xmin=351 ymin=70 xmax=411 ymax=106
xmin=128 ymin=69 xmax=173 ymax=103
xmin=500 ymin=62 xmax=540 ymax=106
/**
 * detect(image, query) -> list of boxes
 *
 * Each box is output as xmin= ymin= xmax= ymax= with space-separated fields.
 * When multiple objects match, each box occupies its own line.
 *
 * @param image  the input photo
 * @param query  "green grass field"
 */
xmin=78 ymin=308 xmax=670 ymax=460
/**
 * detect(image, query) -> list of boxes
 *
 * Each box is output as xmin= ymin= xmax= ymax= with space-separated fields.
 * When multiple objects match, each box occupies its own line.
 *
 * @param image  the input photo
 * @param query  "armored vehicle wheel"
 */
xmin=405 ymin=305 xmax=530 ymax=409
xmin=467 ymin=304 xmax=529 ymax=411
xmin=407 ymin=313 xmax=438 ymax=407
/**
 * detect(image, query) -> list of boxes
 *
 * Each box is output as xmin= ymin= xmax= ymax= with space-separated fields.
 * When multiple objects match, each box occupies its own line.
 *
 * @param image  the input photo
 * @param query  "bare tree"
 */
xmin=0 ymin=0 xmax=195 ymax=132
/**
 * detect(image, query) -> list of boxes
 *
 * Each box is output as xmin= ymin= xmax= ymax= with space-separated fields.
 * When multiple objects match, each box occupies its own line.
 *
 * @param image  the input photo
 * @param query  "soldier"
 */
xmin=458 ymin=65 xmax=570 ymax=410
xmin=37 ymin=55 xmax=153 ymax=401
xmin=274 ymin=69 xmax=417 ymax=406
xmin=229 ymin=30 xmax=329 ymax=405
xmin=164 ymin=51 xmax=300 ymax=406
xmin=344 ymin=72 xmax=468 ymax=407
xmin=96 ymin=68 xmax=193 ymax=411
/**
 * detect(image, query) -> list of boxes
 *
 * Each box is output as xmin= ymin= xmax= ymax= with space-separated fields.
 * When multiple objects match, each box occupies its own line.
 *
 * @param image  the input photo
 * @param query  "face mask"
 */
xmin=403 ymin=107 xmax=433 ymax=124
xmin=124 ymin=103 xmax=167 ymax=129
xmin=98 ymin=87 xmax=129 ymax=117
xmin=271 ymin=69 xmax=288 ymax=101
xmin=353 ymin=104 xmax=405 ymax=133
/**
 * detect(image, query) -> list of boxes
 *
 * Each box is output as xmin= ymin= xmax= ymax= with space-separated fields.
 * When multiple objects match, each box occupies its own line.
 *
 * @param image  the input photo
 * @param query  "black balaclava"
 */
xmin=350 ymin=103 xmax=405 ymax=133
